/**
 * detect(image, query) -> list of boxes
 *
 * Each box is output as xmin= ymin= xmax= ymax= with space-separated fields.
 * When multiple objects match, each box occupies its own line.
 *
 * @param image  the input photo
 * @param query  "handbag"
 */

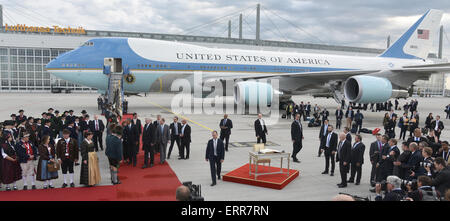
xmin=47 ymin=160 xmax=60 ymax=172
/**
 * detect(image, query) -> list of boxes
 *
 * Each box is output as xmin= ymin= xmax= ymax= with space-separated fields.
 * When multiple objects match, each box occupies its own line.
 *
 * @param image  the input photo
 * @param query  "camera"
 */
xmin=401 ymin=179 xmax=417 ymax=191
xmin=376 ymin=180 xmax=387 ymax=191
xmin=182 ymin=181 xmax=204 ymax=201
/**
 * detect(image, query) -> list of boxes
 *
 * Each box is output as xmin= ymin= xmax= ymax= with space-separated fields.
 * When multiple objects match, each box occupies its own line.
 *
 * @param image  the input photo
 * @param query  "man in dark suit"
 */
xmin=142 ymin=118 xmax=155 ymax=168
xmin=343 ymin=127 xmax=352 ymax=143
xmin=430 ymin=115 xmax=444 ymax=139
xmin=132 ymin=113 xmax=142 ymax=153
xmin=348 ymin=135 xmax=365 ymax=185
xmin=406 ymin=142 xmax=425 ymax=179
xmin=219 ymin=114 xmax=233 ymax=152
xmin=336 ymin=132 xmax=352 ymax=188
xmin=205 ymin=131 xmax=225 ymax=186
xmin=124 ymin=119 xmax=139 ymax=167
xmin=168 ymin=116 xmax=182 ymax=159
xmin=254 ymin=114 xmax=267 ymax=144
xmin=153 ymin=115 xmax=162 ymax=154
xmin=369 ymin=134 xmax=383 ymax=186
xmin=321 ymin=125 xmax=338 ymax=176
xmin=180 ymin=119 xmax=191 ymax=159
xmin=89 ymin=115 xmax=105 ymax=151
xmin=321 ymin=108 xmax=329 ymax=124
xmin=305 ymin=102 xmax=311 ymax=118
xmin=446 ymin=104 xmax=450 ymax=119
xmin=335 ymin=107 xmax=344 ymax=129
xmin=406 ymin=128 xmax=428 ymax=146
xmin=380 ymin=138 xmax=400 ymax=181
xmin=155 ymin=118 xmax=170 ymax=164
xmin=291 ymin=114 xmax=303 ymax=163
xmin=318 ymin=120 xmax=329 ymax=157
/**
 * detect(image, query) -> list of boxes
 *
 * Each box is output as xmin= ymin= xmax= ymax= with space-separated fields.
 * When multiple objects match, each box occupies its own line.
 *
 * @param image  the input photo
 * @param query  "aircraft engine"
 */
xmin=234 ymin=81 xmax=274 ymax=107
xmin=344 ymin=76 xmax=393 ymax=103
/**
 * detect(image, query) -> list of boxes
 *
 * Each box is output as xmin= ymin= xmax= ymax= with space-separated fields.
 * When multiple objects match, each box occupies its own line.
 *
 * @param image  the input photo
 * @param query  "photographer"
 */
xmin=406 ymin=176 xmax=440 ymax=201
xmin=425 ymin=157 xmax=450 ymax=196
xmin=375 ymin=175 xmax=406 ymax=201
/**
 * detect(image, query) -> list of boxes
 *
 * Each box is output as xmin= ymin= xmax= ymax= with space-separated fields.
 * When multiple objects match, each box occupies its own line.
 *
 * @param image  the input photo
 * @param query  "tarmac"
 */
xmin=0 ymin=92 xmax=449 ymax=201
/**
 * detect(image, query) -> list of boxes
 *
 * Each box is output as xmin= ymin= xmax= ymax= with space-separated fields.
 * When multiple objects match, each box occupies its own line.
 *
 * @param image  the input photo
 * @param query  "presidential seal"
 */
xmin=125 ymin=74 xmax=136 ymax=84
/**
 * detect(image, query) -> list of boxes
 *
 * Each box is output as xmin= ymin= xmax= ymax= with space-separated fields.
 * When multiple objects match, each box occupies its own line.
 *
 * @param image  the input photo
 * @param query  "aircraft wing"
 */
xmin=204 ymin=69 xmax=380 ymax=81
xmin=392 ymin=62 xmax=450 ymax=74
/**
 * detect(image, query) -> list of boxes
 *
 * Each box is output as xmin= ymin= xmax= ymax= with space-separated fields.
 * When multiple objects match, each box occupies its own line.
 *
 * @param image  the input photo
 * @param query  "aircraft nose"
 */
xmin=46 ymin=57 xmax=60 ymax=69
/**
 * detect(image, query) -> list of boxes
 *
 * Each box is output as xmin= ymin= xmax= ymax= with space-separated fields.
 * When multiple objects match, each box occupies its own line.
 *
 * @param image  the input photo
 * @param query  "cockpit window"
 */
xmin=83 ymin=41 xmax=94 ymax=46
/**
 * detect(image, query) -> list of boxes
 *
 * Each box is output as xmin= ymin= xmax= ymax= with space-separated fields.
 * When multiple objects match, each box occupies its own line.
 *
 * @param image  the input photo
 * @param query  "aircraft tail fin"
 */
xmin=379 ymin=9 xmax=443 ymax=59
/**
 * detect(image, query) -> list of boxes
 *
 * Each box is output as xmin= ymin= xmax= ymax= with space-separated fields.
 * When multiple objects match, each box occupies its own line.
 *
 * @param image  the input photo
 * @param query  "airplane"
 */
xmin=46 ymin=9 xmax=450 ymax=109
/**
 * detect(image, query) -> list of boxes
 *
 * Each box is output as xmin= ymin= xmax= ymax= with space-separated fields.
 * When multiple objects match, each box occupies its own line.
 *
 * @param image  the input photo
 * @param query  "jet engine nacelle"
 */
xmin=234 ymin=81 xmax=274 ymax=107
xmin=344 ymin=76 xmax=393 ymax=103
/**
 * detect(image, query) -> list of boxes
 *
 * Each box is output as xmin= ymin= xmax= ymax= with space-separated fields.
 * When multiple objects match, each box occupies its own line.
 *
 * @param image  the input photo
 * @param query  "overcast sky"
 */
xmin=2 ymin=0 xmax=450 ymax=57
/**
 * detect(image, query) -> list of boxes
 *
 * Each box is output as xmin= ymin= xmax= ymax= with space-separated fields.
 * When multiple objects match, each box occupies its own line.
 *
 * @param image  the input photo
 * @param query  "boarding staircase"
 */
xmin=103 ymin=58 xmax=125 ymax=117
xmin=331 ymin=82 xmax=347 ymax=109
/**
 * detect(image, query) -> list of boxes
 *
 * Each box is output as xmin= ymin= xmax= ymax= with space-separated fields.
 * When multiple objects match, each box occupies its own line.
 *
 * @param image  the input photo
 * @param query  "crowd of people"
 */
xmin=284 ymin=98 xmax=450 ymax=201
xmin=1 ymin=97 xmax=449 ymax=201
xmin=0 ymin=108 xmax=123 ymax=190
xmin=0 ymin=108 xmax=217 ymax=190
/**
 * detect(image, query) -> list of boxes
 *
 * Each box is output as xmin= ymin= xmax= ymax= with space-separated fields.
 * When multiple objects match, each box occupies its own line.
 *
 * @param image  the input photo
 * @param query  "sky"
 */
xmin=1 ymin=0 xmax=450 ymax=87
xmin=2 ymin=1 xmax=450 ymax=50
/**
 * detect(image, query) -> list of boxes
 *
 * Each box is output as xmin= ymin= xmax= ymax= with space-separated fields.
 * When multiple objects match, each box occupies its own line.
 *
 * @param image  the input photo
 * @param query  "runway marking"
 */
xmin=147 ymin=100 xmax=214 ymax=132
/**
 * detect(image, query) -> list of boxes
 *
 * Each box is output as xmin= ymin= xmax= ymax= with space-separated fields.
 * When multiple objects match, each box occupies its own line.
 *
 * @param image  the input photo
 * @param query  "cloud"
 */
xmin=2 ymin=0 xmax=450 ymax=57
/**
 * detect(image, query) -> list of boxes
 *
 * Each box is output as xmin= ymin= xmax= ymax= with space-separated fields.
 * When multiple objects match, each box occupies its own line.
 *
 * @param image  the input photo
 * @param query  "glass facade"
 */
xmin=0 ymin=47 xmax=94 ymax=92
xmin=413 ymin=73 xmax=446 ymax=96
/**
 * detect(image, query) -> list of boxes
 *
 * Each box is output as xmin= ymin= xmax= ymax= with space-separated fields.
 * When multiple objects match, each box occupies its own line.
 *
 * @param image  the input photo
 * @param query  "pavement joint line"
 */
xmin=147 ymin=100 xmax=214 ymax=132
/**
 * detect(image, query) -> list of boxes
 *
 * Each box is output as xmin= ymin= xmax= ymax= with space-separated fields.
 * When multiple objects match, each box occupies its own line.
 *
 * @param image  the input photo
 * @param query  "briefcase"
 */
xmin=47 ymin=161 xmax=60 ymax=172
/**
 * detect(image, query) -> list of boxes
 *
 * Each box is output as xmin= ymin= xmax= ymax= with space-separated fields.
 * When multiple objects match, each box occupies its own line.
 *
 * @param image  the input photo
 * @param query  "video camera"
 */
xmin=183 ymin=181 xmax=204 ymax=201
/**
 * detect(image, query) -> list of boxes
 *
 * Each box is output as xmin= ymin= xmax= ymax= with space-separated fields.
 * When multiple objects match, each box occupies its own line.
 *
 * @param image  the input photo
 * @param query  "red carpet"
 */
xmin=1 ymin=152 xmax=182 ymax=201
xmin=0 ymin=115 xmax=182 ymax=201
xmin=223 ymin=164 xmax=299 ymax=190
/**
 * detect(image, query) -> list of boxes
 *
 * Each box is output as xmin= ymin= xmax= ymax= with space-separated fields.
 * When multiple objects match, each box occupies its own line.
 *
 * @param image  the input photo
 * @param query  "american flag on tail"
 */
xmin=417 ymin=29 xmax=429 ymax=39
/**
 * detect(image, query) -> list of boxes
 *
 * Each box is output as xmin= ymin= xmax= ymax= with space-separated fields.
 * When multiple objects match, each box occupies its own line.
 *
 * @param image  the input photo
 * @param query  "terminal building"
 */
xmin=0 ymin=5 xmax=447 ymax=96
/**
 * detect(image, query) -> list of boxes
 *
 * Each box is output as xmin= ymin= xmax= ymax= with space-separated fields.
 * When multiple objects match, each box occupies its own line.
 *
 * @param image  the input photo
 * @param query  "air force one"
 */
xmin=46 ymin=9 xmax=450 ymax=108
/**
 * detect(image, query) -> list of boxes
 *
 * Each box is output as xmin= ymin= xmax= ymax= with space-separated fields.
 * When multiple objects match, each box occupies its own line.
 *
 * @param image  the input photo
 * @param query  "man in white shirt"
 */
xmin=254 ymin=114 xmax=268 ymax=144
xmin=431 ymin=115 xmax=444 ymax=140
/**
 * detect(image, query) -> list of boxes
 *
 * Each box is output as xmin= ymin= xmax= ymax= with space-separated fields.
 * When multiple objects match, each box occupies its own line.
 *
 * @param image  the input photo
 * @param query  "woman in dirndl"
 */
xmin=1 ymin=133 xmax=22 ymax=191
xmin=36 ymin=135 xmax=58 ymax=189
xmin=80 ymin=132 xmax=101 ymax=186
